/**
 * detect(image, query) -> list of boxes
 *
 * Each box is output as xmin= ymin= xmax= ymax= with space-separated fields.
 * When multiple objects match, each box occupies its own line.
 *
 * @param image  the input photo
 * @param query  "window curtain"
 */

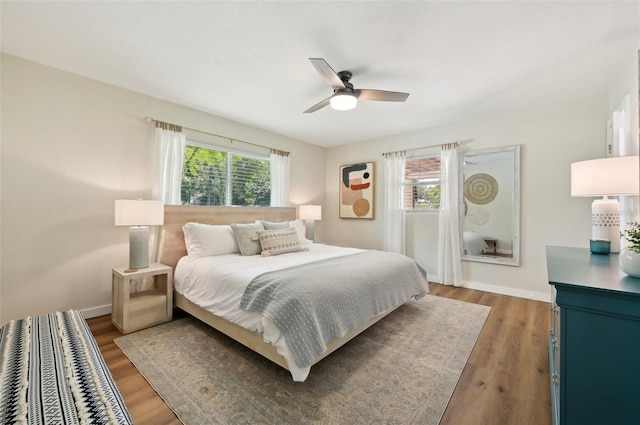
xmin=437 ymin=143 xmax=463 ymax=286
xmin=383 ymin=151 xmax=406 ymax=254
xmin=154 ymin=126 xmax=186 ymax=205
xmin=151 ymin=124 xmax=186 ymax=264
xmin=270 ymin=149 xmax=290 ymax=207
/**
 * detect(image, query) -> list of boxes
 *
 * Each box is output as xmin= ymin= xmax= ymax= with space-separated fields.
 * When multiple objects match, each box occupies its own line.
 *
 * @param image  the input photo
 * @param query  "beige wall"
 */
xmin=324 ymin=95 xmax=609 ymax=300
xmin=0 ymin=54 xmax=325 ymax=324
xmin=1 ymin=49 xmax=637 ymax=322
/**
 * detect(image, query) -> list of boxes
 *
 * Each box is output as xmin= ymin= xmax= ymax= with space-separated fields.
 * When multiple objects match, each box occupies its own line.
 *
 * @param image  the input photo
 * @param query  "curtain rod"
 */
xmin=382 ymin=139 xmax=473 ymax=157
xmin=145 ymin=117 xmax=289 ymax=156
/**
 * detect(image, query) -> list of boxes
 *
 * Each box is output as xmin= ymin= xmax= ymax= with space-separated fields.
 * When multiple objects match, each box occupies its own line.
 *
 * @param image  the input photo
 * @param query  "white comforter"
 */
xmin=174 ymin=243 xmax=364 ymax=381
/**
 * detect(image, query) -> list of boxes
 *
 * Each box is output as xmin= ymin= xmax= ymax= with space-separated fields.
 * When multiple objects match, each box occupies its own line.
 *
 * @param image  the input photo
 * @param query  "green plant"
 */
xmin=625 ymin=222 xmax=640 ymax=253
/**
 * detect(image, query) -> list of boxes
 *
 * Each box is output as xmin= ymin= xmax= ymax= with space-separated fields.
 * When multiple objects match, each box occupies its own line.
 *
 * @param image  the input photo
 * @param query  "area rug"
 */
xmin=115 ymin=295 xmax=490 ymax=425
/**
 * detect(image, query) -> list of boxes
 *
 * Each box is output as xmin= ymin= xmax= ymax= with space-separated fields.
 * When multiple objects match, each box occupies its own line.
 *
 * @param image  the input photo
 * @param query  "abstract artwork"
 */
xmin=339 ymin=162 xmax=375 ymax=219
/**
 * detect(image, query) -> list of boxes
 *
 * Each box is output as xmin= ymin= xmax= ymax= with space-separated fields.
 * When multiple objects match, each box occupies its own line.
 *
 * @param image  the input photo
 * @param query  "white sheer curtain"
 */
xmin=154 ymin=126 xmax=186 ymax=205
xmin=270 ymin=149 xmax=290 ymax=207
xmin=383 ymin=151 xmax=406 ymax=254
xmin=151 ymin=125 xmax=186 ymax=263
xmin=437 ymin=143 xmax=463 ymax=286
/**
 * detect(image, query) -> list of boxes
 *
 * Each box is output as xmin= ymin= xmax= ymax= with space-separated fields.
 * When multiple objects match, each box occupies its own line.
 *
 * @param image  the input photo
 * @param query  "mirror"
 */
xmin=461 ymin=145 xmax=520 ymax=266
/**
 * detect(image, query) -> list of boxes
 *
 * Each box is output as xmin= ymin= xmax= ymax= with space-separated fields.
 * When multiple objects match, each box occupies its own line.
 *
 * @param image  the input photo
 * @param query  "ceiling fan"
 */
xmin=304 ymin=58 xmax=410 ymax=113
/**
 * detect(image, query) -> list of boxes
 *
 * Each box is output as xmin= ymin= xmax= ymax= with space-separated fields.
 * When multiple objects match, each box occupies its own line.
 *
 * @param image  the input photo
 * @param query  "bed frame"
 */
xmin=162 ymin=205 xmax=398 ymax=371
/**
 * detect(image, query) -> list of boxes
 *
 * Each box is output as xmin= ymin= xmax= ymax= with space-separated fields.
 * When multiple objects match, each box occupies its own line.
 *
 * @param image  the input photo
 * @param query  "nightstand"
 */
xmin=483 ymin=238 xmax=497 ymax=255
xmin=112 ymin=263 xmax=173 ymax=334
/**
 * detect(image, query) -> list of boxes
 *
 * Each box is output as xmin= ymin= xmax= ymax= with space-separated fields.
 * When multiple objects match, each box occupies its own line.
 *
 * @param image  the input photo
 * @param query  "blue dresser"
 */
xmin=546 ymin=246 xmax=640 ymax=425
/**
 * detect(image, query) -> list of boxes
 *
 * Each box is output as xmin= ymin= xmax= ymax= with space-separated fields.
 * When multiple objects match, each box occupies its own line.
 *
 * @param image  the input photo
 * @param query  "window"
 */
xmin=403 ymin=155 xmax=441 ymax=211
xmin=181 ymin=143 xmax=271 ymax=206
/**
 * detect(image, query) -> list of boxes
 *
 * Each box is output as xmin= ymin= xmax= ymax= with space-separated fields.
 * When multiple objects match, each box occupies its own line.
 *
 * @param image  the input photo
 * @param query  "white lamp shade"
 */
xmin=330 ymin=93 xmax=357 ymax=111
xmin=571 ymin=156 xmax=639 ymax=197
xmin=115 ymin=199 xmax=164 ymax=226
xmin=299 ymin=204 xmax=322 ymax=221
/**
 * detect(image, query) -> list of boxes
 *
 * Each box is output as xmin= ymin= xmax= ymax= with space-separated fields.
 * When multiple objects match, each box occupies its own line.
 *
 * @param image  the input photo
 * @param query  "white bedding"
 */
xmin=174 ymin=243 xmax=364 ymax=381
xmin=463 ymin=231 xmax=489 ymax=256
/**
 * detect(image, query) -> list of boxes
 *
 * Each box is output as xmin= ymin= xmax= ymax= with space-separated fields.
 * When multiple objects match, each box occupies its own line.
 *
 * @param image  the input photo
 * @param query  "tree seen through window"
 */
xmin=181 ymin=145 xmax=271 ymax=206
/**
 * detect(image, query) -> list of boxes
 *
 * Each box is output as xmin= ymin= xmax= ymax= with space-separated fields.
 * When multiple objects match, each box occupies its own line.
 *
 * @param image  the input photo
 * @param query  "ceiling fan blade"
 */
xmin=303 ymin=95 xmax=333 ymax=113
xmin=355 ymin=89 xmax=409 ymax=102
xmin=309 ymin=58 xmax=345 ymax=89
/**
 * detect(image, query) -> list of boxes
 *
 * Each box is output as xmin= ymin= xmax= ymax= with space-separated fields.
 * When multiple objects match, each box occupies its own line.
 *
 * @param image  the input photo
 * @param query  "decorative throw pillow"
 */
xmin=182 ymin=222 xmax=240 ymax=258
xmin=258 ymin=228 xmax=307 ymax=256
xmin=231 ymin=222 xmax=265 ymax=256
xmin=257 ymin=220 xmax=311 ymax=244
xmin=257 ymin=220 xmax=290 ymax=231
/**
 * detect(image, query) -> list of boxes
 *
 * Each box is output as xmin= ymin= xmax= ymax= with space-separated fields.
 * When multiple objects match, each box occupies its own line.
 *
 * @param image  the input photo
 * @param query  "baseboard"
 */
xmin=80 ymin=304 xmax=111 ymax=319
xmin=462 ymin=280 xmax=550 ymax=302
xmin=429 ymin=275 xmax=550 ymax=302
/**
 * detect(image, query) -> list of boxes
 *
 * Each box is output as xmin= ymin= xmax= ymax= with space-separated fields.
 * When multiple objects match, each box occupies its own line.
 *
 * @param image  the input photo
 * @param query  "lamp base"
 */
xmin=592 ymin=198 xmax=620 ymax=253
xmin=129 ymin=226 xmax=150 ymax=269
xmin=304 ymin=220 xmax=315 ymax=242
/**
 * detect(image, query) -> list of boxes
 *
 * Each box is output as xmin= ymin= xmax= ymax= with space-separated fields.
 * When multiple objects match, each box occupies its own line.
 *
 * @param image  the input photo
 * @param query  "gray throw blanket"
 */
xmin=239 ymin=250 xmax=429 ymax=368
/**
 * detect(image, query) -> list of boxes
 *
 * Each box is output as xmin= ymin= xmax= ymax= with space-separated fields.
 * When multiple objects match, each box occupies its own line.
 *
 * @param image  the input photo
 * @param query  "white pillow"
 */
xmin=290 ymin=219 xmax=313 ymax=245
xmin=182 ymin=222 xmax=240 ymax=258
xmin=256 ymin=219 xmax=311 ymax=245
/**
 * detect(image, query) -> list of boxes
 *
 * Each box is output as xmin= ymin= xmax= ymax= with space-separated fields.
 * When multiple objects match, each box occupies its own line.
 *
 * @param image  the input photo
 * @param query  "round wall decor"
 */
xmin=464 ymin=173 xmax=498 ymax=205
xmin=466 ymin=206 xmax=490 ymax=225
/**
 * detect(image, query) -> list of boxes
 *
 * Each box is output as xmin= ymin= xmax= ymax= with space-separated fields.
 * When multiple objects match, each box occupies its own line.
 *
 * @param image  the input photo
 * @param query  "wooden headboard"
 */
xmin=161 ymin=205 xmax=297 ymax=269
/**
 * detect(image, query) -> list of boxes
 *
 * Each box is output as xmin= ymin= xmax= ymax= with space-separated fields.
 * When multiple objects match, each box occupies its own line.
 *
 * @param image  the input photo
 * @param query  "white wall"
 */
xmin=0 ymin=54 xmax=325 ymax=324
xmin=324 ymin=94 xmax=609 ymax=300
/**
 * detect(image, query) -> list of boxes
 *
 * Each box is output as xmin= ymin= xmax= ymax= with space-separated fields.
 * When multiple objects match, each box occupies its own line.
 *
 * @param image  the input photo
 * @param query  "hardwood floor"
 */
xmin=88 ymin=314 xmax=183 ymax=425
xmin=87 ymin=283 xmax=552 ymax=425
xmin=429 ymin=284 xmax=552 ymax=425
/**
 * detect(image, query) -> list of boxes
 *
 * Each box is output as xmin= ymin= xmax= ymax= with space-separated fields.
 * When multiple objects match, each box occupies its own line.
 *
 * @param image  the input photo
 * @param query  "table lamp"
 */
xmin=299 ymin=204 xmax=322 ymax=241
xmin=115 ymin=199 xmax=164 ymax=269
xmin=571 ymin=156 xmax=639 ymax=253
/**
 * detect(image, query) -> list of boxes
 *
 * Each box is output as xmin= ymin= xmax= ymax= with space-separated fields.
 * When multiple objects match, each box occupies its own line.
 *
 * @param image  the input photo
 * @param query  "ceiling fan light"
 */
xmin=330 ymin=93 xmax=357 ymax=111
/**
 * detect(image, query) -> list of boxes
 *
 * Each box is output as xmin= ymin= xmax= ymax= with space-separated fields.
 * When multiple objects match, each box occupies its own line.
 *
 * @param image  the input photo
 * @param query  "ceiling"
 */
xmin=2 ymin=1 xmax=639 ymax=148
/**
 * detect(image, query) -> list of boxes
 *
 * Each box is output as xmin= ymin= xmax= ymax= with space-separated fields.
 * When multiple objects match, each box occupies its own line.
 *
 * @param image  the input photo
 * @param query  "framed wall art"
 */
xmin=339 ymin=161 xmax=375 ymax=219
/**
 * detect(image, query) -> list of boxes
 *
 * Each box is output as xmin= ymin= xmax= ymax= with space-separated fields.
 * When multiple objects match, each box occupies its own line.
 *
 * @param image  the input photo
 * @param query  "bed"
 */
xmin=0 ymin=310 xmax=133 ymax=424
xmin=162 ymin=205 xmax=429 ymax=381
xmin=463 ymin=230 xmax=489 ymax=256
